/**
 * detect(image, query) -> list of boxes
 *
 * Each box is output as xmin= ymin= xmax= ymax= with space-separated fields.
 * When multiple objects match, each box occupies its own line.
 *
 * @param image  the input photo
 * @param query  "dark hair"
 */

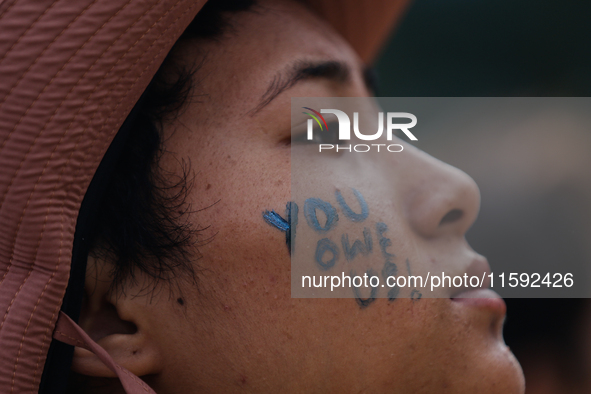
xmin=91 ymin=0 xmax=256 ymax=293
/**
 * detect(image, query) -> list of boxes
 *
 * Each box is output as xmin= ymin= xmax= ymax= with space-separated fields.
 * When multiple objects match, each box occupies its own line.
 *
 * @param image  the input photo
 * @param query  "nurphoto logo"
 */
xmin=303 ymin=107 xmax=418 ymax=153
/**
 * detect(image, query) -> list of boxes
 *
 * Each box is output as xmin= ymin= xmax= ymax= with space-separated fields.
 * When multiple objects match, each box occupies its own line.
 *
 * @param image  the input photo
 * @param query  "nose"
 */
xmin=401 ymin=146 xmax=481 ymax=239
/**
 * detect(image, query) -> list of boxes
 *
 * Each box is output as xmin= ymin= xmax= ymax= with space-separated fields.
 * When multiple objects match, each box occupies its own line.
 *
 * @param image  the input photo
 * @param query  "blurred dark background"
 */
xmin=376 ymin=0 xmax=591 ymax=97
xmin=375 ymin=1 xmax=591 ymax=393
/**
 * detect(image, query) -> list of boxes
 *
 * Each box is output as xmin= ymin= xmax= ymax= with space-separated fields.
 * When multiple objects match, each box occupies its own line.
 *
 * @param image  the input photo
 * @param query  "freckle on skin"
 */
xmin=177 ymin=298 xmax=184 ymax=305
xmin=206 ymin=183 xmax=211 ymax=190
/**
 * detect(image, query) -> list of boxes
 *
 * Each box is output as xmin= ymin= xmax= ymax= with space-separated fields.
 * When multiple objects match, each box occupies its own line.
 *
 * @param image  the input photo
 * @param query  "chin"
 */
xmin=434 ymin=298 xmax=526 ymax=393
xmin=460 ymin=329 xmax=525 ymax=394
xmin=488 ymin=340 xmax=526 ymax=394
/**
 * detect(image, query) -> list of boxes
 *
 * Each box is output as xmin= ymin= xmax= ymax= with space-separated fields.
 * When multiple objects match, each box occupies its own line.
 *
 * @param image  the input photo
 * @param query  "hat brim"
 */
xmin=306 ymin=0 xmax=412 ymax=63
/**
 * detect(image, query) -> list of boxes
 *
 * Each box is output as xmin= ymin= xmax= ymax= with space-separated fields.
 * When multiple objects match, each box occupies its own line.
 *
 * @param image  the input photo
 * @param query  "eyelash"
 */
xmin=290 ymin=122 xmax=341 ymax=145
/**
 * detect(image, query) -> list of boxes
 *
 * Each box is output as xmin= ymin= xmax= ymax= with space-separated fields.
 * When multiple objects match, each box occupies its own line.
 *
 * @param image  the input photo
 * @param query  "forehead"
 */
xmin=172 ymin=0 xmax=363 ymax=120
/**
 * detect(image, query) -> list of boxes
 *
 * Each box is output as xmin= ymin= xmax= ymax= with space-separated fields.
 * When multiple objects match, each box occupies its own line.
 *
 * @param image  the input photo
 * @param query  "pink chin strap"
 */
xmin=52 ymin=312 xmax=156 ymax=394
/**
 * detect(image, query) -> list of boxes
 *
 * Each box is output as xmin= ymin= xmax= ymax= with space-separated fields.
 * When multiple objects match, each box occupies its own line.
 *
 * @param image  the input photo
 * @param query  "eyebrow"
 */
xmin=251 ymin=60 xmax=352 ymax=114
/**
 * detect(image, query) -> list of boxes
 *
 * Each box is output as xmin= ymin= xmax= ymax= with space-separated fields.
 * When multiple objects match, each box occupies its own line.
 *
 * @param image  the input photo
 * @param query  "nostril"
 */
xmin=439 ymin=209 xmax=463 ymax=226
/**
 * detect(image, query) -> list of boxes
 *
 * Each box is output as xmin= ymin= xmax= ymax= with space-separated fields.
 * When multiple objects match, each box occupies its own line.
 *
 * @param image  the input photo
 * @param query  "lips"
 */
xmin=451 ymin=288 xmax=507 ymax=342
xmin=449 ymin=256 xmax=507 ymax=315
xmin=451 ymin=288 xmax=507 ymax=315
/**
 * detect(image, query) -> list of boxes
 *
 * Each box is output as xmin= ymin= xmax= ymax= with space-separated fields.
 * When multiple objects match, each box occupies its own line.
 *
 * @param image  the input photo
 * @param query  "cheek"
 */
xmin=180 ymin=155 xmax=293 ymax=303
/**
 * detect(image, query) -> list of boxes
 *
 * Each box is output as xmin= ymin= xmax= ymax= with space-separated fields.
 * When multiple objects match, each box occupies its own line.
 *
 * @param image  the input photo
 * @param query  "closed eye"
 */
xmin=290 ymin=121 xmax=340 ymax=145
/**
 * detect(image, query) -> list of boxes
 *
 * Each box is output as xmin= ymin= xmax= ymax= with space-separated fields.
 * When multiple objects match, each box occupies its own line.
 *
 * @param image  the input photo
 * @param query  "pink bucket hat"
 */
xmin=0 ymin=0 xmax=409 ymax=392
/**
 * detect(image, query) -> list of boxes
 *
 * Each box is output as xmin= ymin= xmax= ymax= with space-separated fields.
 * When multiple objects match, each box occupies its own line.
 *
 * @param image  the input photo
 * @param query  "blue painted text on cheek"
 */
xmin=377 ymin=222 xmax=399 ymax=301
xmin=315 ymin=238 xmax=339 ymax=270
xmin=262 ymin=202 xmax=298 ymax=254
xmin=304 ymin=198 xmax=339 ymax=232
xmin=335 ymin=188 xmax=369 ymax=222
xmin=341 ymin=227 xmax=372 ymax=261
xmin=351 ymin=268 xmax=379 ymax=308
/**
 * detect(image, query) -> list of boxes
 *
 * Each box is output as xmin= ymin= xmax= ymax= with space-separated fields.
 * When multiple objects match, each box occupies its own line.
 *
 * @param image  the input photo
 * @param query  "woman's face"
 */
xmin=144 ymin=1 xmax=524 ymax=392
